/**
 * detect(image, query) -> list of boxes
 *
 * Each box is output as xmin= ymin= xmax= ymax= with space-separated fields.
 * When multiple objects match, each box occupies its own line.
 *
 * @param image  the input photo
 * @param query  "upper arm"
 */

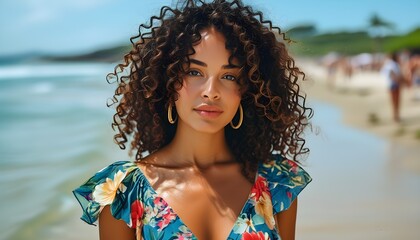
xmin=98 ymin=205 xmax=136 ymax=240
xmin=274 ymin=198 xmax=298 ymax=240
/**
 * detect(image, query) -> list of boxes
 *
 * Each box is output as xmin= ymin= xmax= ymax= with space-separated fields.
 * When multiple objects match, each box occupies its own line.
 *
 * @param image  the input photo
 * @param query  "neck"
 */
xmin=165 ymin=121 xmax=235 ymax=169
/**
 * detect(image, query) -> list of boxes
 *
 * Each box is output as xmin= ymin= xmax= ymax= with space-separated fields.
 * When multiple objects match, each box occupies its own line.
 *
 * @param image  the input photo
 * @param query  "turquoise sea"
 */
xmin=0 ymin=61 xmax=419 ymax=240
xmin=0 ymin=62 xmax=128 ymax=240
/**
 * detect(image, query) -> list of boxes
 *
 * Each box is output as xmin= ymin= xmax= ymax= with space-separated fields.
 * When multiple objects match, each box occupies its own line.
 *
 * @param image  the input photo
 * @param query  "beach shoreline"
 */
xmin=299 ymin=58 xmax=420 ymax=175
xmin=300 ymin=58 xmax=420 ymax=149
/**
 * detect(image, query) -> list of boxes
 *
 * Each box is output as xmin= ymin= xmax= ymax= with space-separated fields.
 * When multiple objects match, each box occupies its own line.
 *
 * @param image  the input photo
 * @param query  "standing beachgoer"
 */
xmin=381 ymin=52 xmax=404 ymax=122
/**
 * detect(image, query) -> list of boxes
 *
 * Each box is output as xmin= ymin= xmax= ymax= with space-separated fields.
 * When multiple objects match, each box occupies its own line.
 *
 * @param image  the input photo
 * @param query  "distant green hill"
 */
xmin=288 ymin=31 xmax=372 ymax=56
xmin=287 ymin=27 xmax=420 ymax=56
xmin=38 ymin=27 xmax=420 ymax=62
xmin=42 ymin=45 xmax=132 ymax=62
xmin=384 ymin=28 xmax=420 ymax=53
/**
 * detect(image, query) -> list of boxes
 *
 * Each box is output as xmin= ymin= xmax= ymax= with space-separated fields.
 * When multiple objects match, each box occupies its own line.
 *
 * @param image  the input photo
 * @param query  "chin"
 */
xmin=189 ymin=122 xmax=228 ymax=134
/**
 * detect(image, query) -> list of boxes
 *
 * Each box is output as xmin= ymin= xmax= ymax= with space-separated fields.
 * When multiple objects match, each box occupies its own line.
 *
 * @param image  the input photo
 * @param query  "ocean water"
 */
xmin=0 ymin=62 xmax=128 ymax=240
xmin=0 ymin=62 xmax=419 ymax=240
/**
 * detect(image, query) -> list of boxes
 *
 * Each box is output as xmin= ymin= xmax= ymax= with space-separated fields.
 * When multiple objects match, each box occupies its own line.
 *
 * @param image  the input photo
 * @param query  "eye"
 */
xmin=222 ymin=74 xmax=237 ymax=81
xmin=188 ymin=70 xmax=202 ymax=76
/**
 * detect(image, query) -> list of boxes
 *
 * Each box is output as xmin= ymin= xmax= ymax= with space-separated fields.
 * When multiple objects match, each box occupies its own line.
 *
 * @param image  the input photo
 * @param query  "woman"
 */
xmin=381 ymin=52 xmax=403 ymax=122
xmin=73 ymin=1 xmax=312 ymax=239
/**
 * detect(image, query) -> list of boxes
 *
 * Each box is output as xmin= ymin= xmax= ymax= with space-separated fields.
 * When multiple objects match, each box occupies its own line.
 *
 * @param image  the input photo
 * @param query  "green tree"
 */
xmin=368 ymin=13 xmax=394 ymax=52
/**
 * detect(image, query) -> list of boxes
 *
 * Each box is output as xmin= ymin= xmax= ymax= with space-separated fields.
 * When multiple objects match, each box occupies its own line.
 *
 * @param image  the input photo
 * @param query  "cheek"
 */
xmin=175 ymin=89 xmax=186 ymax=111
xmin=226 ymin=87 xmax=241 ymax=103
xmin=174 ymin=84 xmax=196 ymax=112
xmin=175 ymin=84 xmax=190 ymax=103
xmin=177 ymin=80 xmax=200 ymax=99
xmin=226 ymin=90 xmax=242 ymax=115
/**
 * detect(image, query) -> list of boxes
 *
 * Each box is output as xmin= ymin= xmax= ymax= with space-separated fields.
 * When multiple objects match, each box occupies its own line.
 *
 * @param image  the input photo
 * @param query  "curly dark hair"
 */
xmin=107 ymin=0 xmax=313 ymax=176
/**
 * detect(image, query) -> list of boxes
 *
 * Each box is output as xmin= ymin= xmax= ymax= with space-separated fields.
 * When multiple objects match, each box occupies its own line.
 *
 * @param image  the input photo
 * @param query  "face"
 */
xmin=174 ymin=27 xmax=242 ymax=134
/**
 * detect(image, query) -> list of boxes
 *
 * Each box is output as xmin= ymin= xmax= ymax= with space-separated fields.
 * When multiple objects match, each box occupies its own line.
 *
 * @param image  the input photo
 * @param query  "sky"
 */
xmin=0 ymin=0 xmax=419 ymax=56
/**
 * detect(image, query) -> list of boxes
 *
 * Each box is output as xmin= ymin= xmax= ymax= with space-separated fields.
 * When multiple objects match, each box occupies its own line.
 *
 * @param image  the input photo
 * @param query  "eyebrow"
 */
xmin=189 ymin=58 xmax=240 ymax=69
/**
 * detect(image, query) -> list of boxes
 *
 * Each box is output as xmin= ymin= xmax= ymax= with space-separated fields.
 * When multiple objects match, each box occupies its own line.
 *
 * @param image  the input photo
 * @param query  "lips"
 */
xmin=193 ymin=105 xmax=223 ymax=118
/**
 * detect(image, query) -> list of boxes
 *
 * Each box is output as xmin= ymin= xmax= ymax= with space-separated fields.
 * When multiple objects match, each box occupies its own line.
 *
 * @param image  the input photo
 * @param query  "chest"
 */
xmin=146 ymin=168 xmax=254 ymax=239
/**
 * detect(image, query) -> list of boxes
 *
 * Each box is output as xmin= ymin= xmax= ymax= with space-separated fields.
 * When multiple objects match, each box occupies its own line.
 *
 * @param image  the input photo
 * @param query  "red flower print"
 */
xmin=287 ymin=160 xmax=299 ymax=174
xmin=252 ymin=176 xmax=275 ymax=230
xmin=287 ymin=191 xmax=292 ymax=199
xmin=251 ymin=176 xmax=271 ymax=201
xmin=153 ymin=197 xmax=167 ymax=210
xmin=130 ymin=200 xmax=144 ymax=229
xmin=241 ymin=231 xmax=269 ymax=240
xmin=287 ymin=159 xmax=297 ymax=167
xmin=176 ymin=232 xmax=193 ymax=240
xmin=157 ymin=210 xmax=177 ymax=229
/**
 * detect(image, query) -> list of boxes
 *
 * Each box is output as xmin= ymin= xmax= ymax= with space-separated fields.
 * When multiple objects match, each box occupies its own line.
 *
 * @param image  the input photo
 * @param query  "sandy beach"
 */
xmin=300 ymin=58 xmax=420 ymax=170
xmin=295 ymin=58 xmax=420 ymax=239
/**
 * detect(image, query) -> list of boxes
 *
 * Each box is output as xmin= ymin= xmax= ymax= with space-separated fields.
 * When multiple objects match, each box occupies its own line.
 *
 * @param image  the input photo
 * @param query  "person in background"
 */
xmin=73 ymin=1 xmax=313 ymax=239
xmin=408 ymin=51 xmax=420 ymax=101
xmin=381 ymin=52 xmax=404 ymax=122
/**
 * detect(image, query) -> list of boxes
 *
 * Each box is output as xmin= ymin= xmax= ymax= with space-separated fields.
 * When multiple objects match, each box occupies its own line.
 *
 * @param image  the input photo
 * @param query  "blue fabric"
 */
xmin=73 ymin=155 xmax=311 ymax=239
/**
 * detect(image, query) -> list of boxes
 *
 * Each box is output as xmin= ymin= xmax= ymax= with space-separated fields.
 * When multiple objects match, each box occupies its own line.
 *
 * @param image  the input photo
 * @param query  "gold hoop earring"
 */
xmin=168 ymin=104 xmax=177 ymax=124
xmin=230 ymin=104 xmax=243 ymax=129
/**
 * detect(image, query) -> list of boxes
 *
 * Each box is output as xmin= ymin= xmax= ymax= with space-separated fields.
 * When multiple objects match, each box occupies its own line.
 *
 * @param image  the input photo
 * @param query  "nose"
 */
xmin=202 ymin=76 xmax=220 ymax=100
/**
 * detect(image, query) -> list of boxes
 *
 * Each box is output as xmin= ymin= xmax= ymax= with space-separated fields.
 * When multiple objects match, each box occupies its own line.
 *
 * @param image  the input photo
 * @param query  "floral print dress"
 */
xmin=73 ymin=154 xmax=311 ymax=240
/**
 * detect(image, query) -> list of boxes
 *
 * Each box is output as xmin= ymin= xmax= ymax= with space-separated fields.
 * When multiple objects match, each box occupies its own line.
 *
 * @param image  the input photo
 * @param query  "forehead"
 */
xmin=190 ymin=27 xmax=230 ymax=62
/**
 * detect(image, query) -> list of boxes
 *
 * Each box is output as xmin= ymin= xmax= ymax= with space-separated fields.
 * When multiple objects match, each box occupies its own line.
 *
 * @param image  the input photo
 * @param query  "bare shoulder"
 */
xmin=136 ymin=147 xmax=173 ymax=169
xmin=134 ymin=148 xmax=180 ymax=188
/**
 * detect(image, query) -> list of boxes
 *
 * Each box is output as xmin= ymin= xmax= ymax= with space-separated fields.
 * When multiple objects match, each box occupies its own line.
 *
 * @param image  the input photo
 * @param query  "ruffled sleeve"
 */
xmin=72 ymin=161 xmax=146 ymax=228
xmin=259 ymin=154 xmax=312 ymax=215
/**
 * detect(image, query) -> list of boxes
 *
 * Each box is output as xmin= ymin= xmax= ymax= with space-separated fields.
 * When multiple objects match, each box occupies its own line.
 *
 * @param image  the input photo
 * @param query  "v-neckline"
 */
xmin=134 ymin=163 xmax=260 ymax=239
